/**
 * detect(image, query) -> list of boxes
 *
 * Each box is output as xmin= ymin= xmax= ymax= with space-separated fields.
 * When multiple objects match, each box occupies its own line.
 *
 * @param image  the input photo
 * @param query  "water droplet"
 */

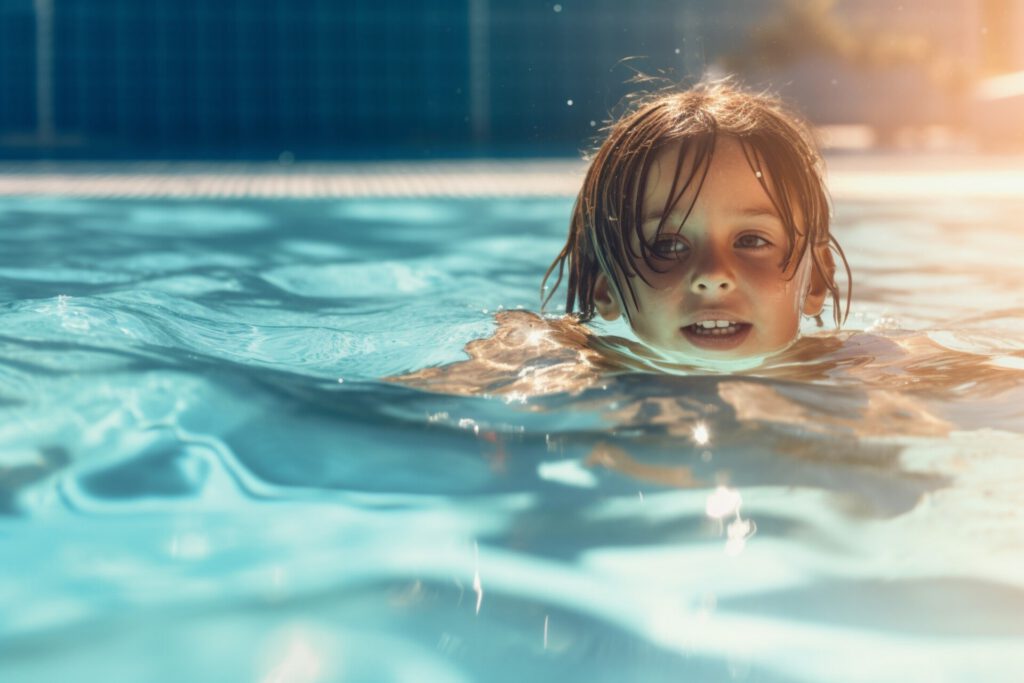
xmin=553 ymin=3 xmax=562 ymax=12
xmin=589 ymin=120 xmax=596 ymax=127
xmin=674 ymin=48 xmax=680 ymax=54
xmin=566 ymin=99 xmax=573 ymax=106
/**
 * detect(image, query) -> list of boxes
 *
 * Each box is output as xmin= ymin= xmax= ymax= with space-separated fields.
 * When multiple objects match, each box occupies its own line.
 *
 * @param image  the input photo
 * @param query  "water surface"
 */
xmin=2 ymin=193 xmax=1023 ymax=682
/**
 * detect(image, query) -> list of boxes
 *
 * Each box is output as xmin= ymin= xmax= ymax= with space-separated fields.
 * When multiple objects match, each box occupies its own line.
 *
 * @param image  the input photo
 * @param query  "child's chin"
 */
xmin=633 ymin=328 xmax=795 ymax=366
xmin=650 ymin=333 xmax=796 ymax=366
xmin=655 ymin=345 xmax=771 ymax=372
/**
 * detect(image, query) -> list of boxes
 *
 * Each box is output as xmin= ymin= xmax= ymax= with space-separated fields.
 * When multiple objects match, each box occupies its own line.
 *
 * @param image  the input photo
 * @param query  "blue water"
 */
xmin=2 ymin=193 xmax=1024 ymax=682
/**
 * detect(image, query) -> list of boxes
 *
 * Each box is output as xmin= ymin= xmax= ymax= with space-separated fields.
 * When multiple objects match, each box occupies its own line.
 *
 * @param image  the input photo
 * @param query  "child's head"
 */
xmin=543 ymin=78 xmax=849 ymax=361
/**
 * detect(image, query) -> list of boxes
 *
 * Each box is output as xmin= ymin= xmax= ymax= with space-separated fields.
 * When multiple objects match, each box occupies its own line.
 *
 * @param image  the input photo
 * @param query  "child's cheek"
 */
xmin=772 ymin=280 xmax=805 ymax=312
xmin=626 ymin=300 xmax=675 ymax=346
xmin=754 ymin=262 xmax=799 ymax=292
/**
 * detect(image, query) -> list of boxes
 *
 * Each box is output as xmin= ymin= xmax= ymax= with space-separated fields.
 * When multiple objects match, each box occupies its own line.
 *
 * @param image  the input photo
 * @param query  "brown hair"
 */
xmin=541 ymin=78 xmax=850 ymax=327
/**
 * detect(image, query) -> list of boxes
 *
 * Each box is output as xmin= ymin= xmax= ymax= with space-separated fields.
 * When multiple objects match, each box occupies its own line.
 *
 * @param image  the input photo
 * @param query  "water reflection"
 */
xmin=395 ymin=309 xmax=1024 ymax=405
xmin=585 ymin=442 xmax=698 ymax=489
xmin=390 ymin=309 xmax=1012 ymax=522
xmin=393 ymin=310 xmax=1024 ymax=438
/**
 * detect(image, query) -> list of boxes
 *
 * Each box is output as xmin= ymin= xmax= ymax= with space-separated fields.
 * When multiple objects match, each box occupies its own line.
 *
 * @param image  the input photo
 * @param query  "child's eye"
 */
xmin=735 ymin=234 xmax=771 ymax=249
xmin=650 ymin=237 xmax=689 ymax=258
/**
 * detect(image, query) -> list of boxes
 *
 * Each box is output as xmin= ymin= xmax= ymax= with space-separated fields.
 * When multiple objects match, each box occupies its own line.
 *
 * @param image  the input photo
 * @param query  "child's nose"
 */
xmin=692 ymin=274 xmax=733 ymax=290
xmin=690 ymin=251 xmax=735 ymax=294
xmin=691 ymin=275 xmax=733 ymax=293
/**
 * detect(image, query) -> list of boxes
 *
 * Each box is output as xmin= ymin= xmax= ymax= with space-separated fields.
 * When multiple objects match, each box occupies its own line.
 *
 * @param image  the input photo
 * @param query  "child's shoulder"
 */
xmin=483 ymin=309 xmax=595 ymax=349
xmin=390 ymin=310 xmax=606 ymax=396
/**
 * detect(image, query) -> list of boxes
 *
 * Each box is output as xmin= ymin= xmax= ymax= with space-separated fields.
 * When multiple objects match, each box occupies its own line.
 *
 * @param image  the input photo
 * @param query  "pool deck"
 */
xmin=0 ymin=155 xmax=1021 ymax=200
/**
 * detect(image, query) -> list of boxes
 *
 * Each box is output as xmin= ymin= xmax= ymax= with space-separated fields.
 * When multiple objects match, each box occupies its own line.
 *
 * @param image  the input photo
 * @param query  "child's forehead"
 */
xmin=642 ymin=137 xmax=774 ymax=212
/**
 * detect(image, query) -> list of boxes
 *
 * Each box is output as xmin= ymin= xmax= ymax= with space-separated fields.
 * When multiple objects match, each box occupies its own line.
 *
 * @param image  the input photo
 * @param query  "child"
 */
xmin=543 ymin=77 xmax=849 ymax=362
xmin=397 ymin=79 xmax=851 ymax=395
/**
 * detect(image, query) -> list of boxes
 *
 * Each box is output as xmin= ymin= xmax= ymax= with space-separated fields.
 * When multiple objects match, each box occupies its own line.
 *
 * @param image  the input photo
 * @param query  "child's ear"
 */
xmin=593 ymin=273 xmax=622 ymax=321
xmin=802 ymin=246 xmax=834 ymax=317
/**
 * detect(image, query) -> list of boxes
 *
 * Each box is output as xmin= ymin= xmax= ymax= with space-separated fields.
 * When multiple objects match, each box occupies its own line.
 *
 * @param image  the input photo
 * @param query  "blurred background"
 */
xmin=0 ymin=0 xmax=1022 ymax=160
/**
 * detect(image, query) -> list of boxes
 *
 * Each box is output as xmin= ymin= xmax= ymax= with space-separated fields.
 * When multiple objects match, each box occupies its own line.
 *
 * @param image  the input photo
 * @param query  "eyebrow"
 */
xmin=643 ymin=205 xmax=782 ymax=222
xmin=737 ymin=207 xmax=782 ymax=220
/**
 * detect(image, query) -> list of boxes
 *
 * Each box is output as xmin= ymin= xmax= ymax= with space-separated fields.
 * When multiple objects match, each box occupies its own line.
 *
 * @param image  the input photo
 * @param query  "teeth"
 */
xmin=689 ymin=321 xmax=743 ymax=336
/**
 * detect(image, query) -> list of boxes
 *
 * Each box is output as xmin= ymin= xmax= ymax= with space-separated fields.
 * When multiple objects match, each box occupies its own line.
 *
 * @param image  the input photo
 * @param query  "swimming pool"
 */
xmin=2 ymin=164 xmax=1023 ymax=682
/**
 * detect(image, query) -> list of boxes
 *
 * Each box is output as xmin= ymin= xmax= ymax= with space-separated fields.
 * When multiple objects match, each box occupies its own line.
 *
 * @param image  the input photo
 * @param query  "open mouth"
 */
xmin=681 ymin=320 xmax=752 ymax=350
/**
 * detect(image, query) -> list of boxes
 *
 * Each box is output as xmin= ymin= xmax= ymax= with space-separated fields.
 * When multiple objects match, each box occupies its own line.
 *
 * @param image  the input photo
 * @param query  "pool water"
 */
xmin=2 ymin=192 xmax=1024 ymax=682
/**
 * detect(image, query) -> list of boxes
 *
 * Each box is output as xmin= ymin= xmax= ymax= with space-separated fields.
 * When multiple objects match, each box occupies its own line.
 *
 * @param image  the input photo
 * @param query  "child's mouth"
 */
xmin=681 ymin=321 xmax=752 ymax=350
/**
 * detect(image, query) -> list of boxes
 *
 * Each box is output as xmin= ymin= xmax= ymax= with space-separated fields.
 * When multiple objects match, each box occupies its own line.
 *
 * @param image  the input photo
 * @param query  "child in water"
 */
xmin=398 ymin=79 xmax=852 ymax=395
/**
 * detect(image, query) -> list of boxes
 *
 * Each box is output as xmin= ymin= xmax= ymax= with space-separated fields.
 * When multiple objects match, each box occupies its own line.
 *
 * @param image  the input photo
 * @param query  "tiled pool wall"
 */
xmin=0 ymin=0 xmax=994 ymax=160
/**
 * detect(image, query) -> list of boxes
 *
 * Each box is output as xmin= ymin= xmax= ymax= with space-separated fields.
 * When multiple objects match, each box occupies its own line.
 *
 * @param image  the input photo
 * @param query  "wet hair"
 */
xmin=541 ymin=77 xmax=851 ymax=327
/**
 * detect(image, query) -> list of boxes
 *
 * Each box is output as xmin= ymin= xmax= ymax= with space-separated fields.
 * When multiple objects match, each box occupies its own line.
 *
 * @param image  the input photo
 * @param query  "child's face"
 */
xmin=594 ymin=136 xmax=826 ymax=361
